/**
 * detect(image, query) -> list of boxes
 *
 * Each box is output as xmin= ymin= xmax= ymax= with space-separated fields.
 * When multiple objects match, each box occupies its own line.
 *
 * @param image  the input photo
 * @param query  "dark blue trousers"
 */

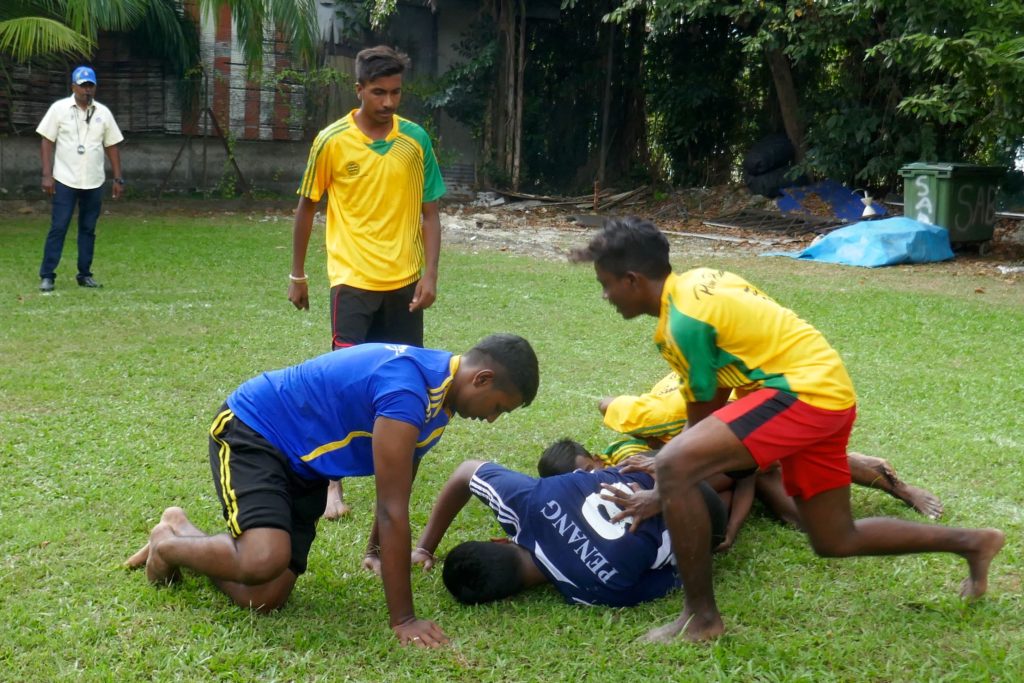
xmin=39 ymin=181 xmax=103 ymax=281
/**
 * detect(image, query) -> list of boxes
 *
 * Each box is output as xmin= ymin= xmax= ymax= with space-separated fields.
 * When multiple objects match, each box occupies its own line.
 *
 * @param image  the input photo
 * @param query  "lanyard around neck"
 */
xmin=74 ymin=105 xmax=94 ymax=152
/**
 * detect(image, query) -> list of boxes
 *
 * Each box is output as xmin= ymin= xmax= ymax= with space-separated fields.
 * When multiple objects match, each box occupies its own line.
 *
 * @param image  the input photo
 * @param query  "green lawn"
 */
xmin=0 ymin=211 xmax=1021 ymax=682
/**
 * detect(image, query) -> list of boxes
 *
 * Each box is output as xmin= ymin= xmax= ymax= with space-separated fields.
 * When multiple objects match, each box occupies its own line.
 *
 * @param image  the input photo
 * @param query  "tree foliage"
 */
xmin=1 ymin=1 xmax=195 ymax=72
xmin=1 ymin=0 xmax=320 ymax=75
xmin=196 ymin=0 xmax=320 ymax=73
xmin=606 ymin=0 xmax=1024 ymax=188
xmin=7 ymin=0 xmax=1022 ymax=192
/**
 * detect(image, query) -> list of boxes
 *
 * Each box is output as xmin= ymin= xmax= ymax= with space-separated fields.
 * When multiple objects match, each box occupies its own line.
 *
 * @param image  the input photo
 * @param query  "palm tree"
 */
xmin=0 ymin=0 xmax=319 ymax=73
xmin=200 ymin=0 xmax=320 ymax=73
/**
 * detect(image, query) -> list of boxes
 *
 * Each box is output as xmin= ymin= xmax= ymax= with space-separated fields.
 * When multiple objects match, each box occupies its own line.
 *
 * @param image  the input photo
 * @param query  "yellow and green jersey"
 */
xmin=602 ymin=371 xmax=687 ymax=451
xmin=601 ymin=372 xmax=746 ymax=465
xmin=298 ymin=111 xmax=446 ymax=290
xmin=654 ymin=269 xmax=856 ymax=411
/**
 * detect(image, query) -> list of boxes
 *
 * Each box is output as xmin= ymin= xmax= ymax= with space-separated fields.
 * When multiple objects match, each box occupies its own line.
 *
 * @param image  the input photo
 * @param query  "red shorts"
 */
xmin=715 ymin=389 xmax=856 ymax=500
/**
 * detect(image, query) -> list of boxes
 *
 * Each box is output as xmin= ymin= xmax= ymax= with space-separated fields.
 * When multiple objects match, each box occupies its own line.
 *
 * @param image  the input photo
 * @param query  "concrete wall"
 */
xmin=0 ymin=134 xmax=311 ymax=197
xmin=0 ymin=132 xmax=474 ymax=199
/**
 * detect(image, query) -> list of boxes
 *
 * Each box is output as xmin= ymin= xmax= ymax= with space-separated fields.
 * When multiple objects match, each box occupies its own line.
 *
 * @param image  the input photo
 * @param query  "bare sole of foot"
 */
xmin=159 ymin=506 xmax=203 ymax=536
xmin=125 ymin=507 xmax=203 ymax=569
xmin=145 ymin=522 xmax=183 ymax=585
xmin=640 ymin=613 xmax=724 ymax=643
xmin=959 ymin=528 xmax=1005 ymax=599
xmin=852 ymin=452 xmax=944 ymax=520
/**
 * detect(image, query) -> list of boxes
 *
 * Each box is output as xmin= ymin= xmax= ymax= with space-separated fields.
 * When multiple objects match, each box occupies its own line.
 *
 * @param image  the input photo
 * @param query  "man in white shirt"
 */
xmin=37 ymin=65 xmax=124 ymax=292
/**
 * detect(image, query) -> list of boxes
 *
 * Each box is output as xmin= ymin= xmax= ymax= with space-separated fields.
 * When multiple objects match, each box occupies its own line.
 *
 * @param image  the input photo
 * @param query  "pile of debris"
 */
xmin=472 ymin=186 xmax=651 ymax=213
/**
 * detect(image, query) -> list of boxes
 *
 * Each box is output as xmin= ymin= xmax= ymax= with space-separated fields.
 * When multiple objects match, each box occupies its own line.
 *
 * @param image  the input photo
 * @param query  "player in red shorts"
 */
xmin=571 ymin=216 xmax=1005 ymax=643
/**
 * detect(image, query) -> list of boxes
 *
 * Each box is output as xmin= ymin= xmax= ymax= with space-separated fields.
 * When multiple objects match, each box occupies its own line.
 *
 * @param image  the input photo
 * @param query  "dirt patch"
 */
xmin=441 ymin=185 xmax=1024 ymax=283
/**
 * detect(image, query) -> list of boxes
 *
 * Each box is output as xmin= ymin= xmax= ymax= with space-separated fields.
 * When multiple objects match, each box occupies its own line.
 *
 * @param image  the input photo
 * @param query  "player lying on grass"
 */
xmin=594 ymin=370 xmax=943 ymax=522
xmin=410 ymin=459 xmax=726 ymax=606
xmin=125 ymin=334 xmax=538 ymax=648
xmin=570 ymin=216 xmax=1004 ymax=642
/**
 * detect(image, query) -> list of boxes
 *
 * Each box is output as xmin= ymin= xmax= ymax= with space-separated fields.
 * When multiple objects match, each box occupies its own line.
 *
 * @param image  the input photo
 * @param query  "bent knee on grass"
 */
xmin=234 ymin=529 xmax=292 ymax=584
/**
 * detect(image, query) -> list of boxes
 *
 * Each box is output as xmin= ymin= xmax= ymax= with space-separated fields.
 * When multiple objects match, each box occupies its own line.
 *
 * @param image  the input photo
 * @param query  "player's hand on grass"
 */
xmin=618 ymin=453 xmax=657 ymax=477
xmin=714 ymin=532 xmax=736 ymax=554
xmin=288 ymin=281 xmax=309 ymax=310
xmin=411 ymin=547 xmax=436 ymax=572
xmin=600 ymin=482 xmax=660 ymax=533
xmin=393 ymin=618 xmax=449 ymax=648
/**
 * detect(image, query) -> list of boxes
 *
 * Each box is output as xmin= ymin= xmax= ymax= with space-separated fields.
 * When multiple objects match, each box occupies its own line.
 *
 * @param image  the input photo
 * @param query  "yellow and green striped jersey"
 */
xmin=603 ymin=372 xmax=687 ymax=444
xmin=298 ymin=111 xmax=446 ymax=290
xmin=654 ymin=269 xmax=856 ymax=411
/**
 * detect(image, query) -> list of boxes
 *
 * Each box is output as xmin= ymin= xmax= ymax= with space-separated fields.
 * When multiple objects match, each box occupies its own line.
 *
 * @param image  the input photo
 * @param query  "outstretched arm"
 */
xmin=412 ymin=459 xmax=485 ymax=571
xmin=364 ymin=458 xmax=423 ymax=576
xmin=373 ymin=417 xmax=448 ymax=648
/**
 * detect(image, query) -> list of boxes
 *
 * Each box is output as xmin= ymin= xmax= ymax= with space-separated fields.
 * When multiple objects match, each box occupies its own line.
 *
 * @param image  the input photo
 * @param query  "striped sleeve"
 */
xmin=398 ymin=119 xmax=446 ymax=202
xmin=298 ymin=119 xmax=347 ymax=201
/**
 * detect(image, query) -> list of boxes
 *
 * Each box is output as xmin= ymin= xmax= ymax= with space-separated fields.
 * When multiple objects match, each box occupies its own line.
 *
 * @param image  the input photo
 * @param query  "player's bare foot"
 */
xmin=851 ymin=452 xmax=943 ymax=519
xmin=640 ymin=610 xmax=724 ymax=643
xmin=892 ymin=482 xmax=943 ymax=520
xmin=145 ymin=522 xmax=182 ymax=585
xmin=124 ymin=542 xmax=150 ymax=569
xmin=126 ymin=507 xmax=202 ymax=569
xmin=160 ymin=506 xmax=203 ymax=536
xmin=323 ymin=480 xmax=351 ymax=520
xmin=959 ymin=528 xmax=1005 ymax=599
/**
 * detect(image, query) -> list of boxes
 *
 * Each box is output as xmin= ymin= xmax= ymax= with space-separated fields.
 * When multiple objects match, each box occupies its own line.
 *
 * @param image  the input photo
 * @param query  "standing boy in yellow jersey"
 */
xmin=570 ymin=216 xmax=1004 ymax=643
xmin=288 ymin=45 xmax=446 ymax=520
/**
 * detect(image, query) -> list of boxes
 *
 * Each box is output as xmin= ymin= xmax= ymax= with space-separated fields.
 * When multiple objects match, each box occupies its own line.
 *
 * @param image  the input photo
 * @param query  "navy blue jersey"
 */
xmin=470 ymin=462 xmax=678 ymax=607
xmin=227 ymin=344 xmax=456 ymax=479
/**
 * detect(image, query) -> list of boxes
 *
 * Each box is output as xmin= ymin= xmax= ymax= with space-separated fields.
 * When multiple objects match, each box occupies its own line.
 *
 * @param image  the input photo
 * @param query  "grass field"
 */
xmin=1 ymin=210 xmax=1021 ymax=681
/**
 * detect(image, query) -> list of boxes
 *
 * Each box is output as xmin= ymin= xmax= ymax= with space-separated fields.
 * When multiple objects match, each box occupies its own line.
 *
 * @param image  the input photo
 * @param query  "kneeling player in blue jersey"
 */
xmin=125 ymin=334 xmax=538 ymax=648
xmin=410 ymin=460 xmax=726 ymax=606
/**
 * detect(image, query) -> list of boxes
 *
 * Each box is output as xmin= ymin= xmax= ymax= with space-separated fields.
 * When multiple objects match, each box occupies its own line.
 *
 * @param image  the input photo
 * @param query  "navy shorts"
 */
xmin=208 ymin=405 xmax=327 ymax=575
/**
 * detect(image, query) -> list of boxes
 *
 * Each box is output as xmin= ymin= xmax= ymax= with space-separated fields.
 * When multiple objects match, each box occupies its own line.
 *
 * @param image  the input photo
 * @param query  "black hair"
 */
xmin=355 ymin=45 xmax=410 ymax=84
xmin=568 ymin=216 xmax=672 ymax=279
xmin=464 ymin=333 xmax=539 ymax=406
xmin=537 ymin=438 xmax=589 ymax=477
xmin=442 ymin=541 xmax=525 ymax=604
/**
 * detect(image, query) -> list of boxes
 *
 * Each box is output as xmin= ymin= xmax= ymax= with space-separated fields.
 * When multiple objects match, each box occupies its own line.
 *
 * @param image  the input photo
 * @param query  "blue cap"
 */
xmin=72 ymin=66 xmax=97 ymax=85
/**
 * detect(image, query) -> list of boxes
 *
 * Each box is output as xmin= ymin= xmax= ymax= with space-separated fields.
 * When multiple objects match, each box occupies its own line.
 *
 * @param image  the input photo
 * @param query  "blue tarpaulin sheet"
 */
xmin=777 ymin=179 xmax=887 ymax=222
xmin=764 ymin=217 xmax=955 ymax=267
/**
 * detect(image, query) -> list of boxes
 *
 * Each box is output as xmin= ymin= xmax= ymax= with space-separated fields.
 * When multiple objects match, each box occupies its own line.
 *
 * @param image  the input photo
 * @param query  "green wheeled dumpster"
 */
xmin=898 ymin=162 xmax=1005 ymax=252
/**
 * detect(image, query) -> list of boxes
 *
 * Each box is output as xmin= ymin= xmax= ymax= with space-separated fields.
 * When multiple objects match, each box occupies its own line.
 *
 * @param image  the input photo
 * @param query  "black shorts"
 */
xmin=208 ymin=405 xmax=327 ymax=575
xmin=330 ymin=281 xmax=423 ymax=350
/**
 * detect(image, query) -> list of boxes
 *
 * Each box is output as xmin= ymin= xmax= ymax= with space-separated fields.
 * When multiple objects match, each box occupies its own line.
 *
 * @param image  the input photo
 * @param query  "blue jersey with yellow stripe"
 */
xmin=226 ymin=344 xmax=455 ymax=480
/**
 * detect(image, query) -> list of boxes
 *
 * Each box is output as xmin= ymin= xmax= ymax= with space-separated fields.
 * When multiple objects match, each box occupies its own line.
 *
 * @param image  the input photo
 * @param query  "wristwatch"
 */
xmin=114 ymin=177 xmax=125 ymax=185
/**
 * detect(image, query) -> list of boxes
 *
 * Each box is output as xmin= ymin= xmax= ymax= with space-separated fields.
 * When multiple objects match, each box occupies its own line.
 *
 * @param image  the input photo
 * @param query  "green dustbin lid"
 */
xmin=898 ymin=162 xmax=1006 ymax=179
